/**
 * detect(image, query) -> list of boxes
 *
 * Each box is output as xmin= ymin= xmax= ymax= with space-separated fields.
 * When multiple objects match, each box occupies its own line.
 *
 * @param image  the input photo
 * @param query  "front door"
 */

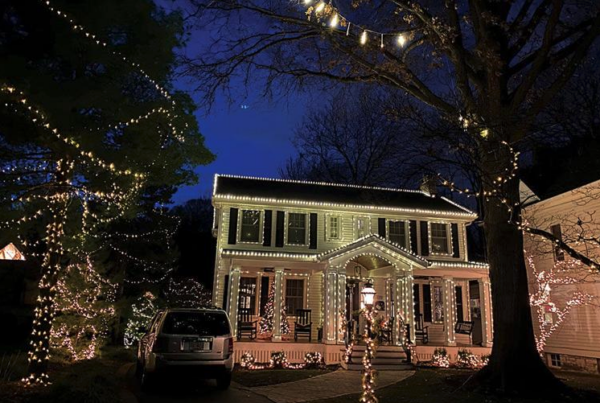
xmin=345 ymin=282 xmax=361 ymax=341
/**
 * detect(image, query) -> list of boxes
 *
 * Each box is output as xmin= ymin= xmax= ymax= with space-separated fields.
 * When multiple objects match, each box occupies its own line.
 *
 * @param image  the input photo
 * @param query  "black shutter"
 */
xmin=423 ymin=284 xmax=432 ymax=322
xmin=260 ymin=276 xmax=270 ymax=315
xmin=263 ymin=210 xmax=273 ymax=246
xmin=309 ymin=213 xmax=318 ymax=249
xmin=420 ymin=221 xmax=429 ymax=256
xmin=378 ymin=218 xmax=386 ymax=238
xmin=228 ymin=208 xmax=238 ymax=245
xmin=409 ymin=220 xmax=418 ymax=253
xmin=451 ymin=223 xmax=460 ymax=258
xmin=222 ymin=275 xmax=230 ymax=310
xmin=413 ymin=284 xmax=420 ymax=323
xmin=275 ymin=211 xmax=285 ymax=247
xmin=455 ymin=286 xmax=464 ymax=322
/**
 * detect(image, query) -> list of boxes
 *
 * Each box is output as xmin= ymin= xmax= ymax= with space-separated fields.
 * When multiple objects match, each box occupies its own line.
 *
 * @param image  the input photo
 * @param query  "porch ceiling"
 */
xmin=349 ymin=255 xmax=391 ymax=271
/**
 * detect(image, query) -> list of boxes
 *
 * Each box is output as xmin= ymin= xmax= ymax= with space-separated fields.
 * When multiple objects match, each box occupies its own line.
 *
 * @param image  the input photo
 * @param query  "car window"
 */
xmin=161 ymin=311 xmax=230 ymax=336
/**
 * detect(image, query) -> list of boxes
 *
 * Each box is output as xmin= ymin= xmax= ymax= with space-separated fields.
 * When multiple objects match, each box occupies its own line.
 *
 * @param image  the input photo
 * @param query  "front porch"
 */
xmin=218 ymin=235 xmax=493 ymax=366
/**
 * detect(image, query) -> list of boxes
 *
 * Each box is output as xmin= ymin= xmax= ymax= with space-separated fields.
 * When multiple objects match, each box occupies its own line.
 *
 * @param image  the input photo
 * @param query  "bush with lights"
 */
xmin=456 ymin=349 xmax=483 ymax=369
xmin=123 ymin=292 xmax=160 ymax=348
xmin=304 ymin=352 xmax=325 ymax=369
xmin=432 ymin=348 xmax=450 ymax=368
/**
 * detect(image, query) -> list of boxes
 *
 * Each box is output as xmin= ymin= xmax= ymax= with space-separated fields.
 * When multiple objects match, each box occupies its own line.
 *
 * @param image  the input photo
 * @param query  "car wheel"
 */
xmin=216 ymin=372 xmax=232 ymax=390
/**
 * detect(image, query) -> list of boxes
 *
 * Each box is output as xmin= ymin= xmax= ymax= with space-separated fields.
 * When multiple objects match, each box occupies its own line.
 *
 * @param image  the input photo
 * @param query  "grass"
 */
xmin=309 ymin=368 xmax=600 ymax=403
xmin=233 ymin=367 xmax=335 ymax=387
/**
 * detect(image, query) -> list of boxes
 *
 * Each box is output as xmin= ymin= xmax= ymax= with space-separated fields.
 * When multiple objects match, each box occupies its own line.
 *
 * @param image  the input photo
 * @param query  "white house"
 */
xmin=522 ymin=179 xmax=600 ymax=373
xmin=211 ymin=174 xmax=492 ymax=364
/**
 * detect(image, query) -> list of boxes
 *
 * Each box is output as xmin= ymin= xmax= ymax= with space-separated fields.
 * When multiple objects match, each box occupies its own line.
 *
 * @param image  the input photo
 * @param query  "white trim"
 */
xmin=428 ymin=221 xmax=453 ymax=256
xmin=285 ymin=211 xmax=309 ymax=247
xmin=325 ymin=213 xmax=343 ymax=241
xmin=238 ymin=209 xmax=264 ymax=244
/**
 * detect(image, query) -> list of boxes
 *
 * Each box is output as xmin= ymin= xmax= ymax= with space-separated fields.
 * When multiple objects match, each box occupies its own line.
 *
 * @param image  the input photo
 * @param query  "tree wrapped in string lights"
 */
xmin=51 ymin=255 xmax=117 ymax=361
xmin=259 ymin=280 xmax=290 ymax=337
xmin=124 ymin=292 xmax=159 ymax=348
xmin=164 ymin=277 xmax=211 ymax=308
xmin=0 ymin=0 xmax=213 ymax=385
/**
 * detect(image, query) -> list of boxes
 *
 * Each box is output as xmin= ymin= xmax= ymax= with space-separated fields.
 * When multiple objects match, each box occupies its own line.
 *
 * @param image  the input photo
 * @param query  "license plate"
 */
xmin=189 ymin=341 xmax=210 ymax=351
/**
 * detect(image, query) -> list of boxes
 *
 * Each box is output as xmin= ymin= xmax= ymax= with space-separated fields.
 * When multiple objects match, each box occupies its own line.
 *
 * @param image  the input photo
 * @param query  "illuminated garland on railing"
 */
xmin=240 ymin=351 xmax=325 ymax=370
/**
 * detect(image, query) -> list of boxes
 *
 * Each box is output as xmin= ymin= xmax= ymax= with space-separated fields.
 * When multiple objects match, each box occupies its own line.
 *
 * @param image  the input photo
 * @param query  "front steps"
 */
xmin=340 ymin=345 xmax=413 ymax=371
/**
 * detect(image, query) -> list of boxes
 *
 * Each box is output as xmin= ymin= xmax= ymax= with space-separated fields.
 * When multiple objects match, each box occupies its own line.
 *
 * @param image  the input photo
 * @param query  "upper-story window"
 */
xmin=288 ymin=213 xmax=307 ymax=245
xmin=355 ymin=216 xmax=369 ymax=239
xmin=388 ymin=220 xmax=406 ymax=247
xmin=327 ymin=215 xmax=341 ymax=241
xmin=240 ymin=210 xmax=261 ymax=243
xmin=430 ymin=223 xmax=449 ymax=254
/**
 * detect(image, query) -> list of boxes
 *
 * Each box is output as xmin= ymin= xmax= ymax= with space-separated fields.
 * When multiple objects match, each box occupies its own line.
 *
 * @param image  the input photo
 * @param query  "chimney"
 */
xmin=420 ymin=175 xmax=438 ymax=197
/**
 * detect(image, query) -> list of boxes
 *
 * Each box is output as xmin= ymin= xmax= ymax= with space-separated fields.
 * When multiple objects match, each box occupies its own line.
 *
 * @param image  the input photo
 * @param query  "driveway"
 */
xmin=121 ymin=363 xmax=273 ymax=403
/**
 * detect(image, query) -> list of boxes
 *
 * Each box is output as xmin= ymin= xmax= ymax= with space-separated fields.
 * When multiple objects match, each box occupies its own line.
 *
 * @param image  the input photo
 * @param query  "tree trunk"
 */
xmin=477 ymin=145 xmax=562 ymax=393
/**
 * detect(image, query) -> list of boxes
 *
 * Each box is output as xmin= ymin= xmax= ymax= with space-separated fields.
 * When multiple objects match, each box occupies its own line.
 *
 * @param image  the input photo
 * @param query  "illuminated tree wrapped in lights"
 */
xmin=51 ymin=255 xmax=117 ymax=361
xmin=259 ymin=280 xmax=290 ymax=336
xmin=0 ymin=0 xmax=213 ymax=385
xmin=124 ymin=292 xmax=159 ymax=348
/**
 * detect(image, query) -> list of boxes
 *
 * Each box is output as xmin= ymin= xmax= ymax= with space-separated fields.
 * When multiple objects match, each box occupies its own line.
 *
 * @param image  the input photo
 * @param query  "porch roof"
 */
xmin=318 ymin=234 xmax=428 ymax=267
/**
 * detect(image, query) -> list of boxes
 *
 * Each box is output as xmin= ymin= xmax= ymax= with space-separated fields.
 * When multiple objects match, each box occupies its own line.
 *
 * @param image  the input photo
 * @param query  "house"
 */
xmin=522 ymin=178 xmax=600 ymax=373
xmin=211 ymin=174 xmax=492 ymax=364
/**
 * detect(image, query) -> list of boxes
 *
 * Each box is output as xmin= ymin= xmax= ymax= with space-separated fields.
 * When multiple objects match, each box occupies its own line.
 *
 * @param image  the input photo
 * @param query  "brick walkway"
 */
xmin=250 ymin=369 xmax=415 ymax=403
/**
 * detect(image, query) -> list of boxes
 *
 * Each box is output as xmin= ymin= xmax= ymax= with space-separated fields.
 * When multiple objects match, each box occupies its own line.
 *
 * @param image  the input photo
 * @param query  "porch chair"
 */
xmin=414 ymin=313 xmax=429 ymax=344
xmin=454 ymin=320 xmax=474 ymax=344
xmin=294 ymin=309 xmax=312 ymax=342
xmin=378 ymin=317 xmax=394 ymax=345
xmin=237 ymin=308 xmax=257 ymax=341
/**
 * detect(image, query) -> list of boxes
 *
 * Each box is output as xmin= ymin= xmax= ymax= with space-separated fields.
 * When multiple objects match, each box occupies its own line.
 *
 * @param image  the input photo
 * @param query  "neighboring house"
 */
xmin=211 ymin=174 xmax=492 ymax=364
xmin=522 ymin=178 xmax=600 ymax=373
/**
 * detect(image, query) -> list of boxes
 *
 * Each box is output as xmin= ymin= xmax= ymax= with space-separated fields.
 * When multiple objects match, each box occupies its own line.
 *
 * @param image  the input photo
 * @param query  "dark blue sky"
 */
xmin=171 ymin=95 xmax=305 ymax=204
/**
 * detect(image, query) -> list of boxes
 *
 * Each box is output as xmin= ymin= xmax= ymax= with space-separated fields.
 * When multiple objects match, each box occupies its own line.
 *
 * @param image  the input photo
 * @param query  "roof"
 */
xmin=212 ymin=175 xmax=476 ymax=218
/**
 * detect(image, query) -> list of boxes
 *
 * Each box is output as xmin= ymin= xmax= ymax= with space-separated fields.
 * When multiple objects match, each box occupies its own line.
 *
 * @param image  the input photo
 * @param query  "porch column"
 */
xmin=336 ymin=269 xmax=347 ymax=343
xmin=272 ymin=267 xmax=285 ymax=342
xmin=324 ymin=265 xmax=339 ymax=344
xmin=392 ymin=269 xmax=404 ymax=346
xmin=227 ymin=266 xmax=241 ymax=337
xmin=479 ymin=277 xmax=493 ymax=347
xmin=405 ymin=272 xmax=416 ymax=343
xmin=443 ymin=276 xmax=457 ymax=346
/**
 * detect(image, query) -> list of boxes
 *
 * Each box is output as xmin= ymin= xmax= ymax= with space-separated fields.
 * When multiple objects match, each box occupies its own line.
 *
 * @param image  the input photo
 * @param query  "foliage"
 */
xmin=304 ymin=352 xmax=325 ymax=369
xmin=456 ymin=349 xmax=483 ymax=369
xmin=259 ymin=280 xmax=290 ymax=336
xmin=164 ymin=277 xmax=212 ymax=308
xmin=432 ymin=348 xmax=450 ymax=368
xmin=123 ymin=292 xmax=159 ymax=348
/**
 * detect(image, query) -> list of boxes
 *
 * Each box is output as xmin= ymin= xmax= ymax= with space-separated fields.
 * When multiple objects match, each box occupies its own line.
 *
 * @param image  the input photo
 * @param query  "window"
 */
xmin=455 ymin=286 xmax=464 ymax=322
xmin=549 ymin=353 xmax=562 ymax=367
xmin=551 ymin=224 xmax=564 ymax=261
xmin=161 ymin=311 xmax=230 ymax=336
xmin=388 ymin=220 xmax=406 ymax=247
xmin=355 ymin=216 xmax=368 ymax=238
xmin=239 ymin=277 xmax=257 ymax=313
xmin=433 ymin=285 xmax=444 ymax=322
xmin=327 ymin=215 xmax=341 ymax=240
xmin=285 ymin=279 xmax=304 ymax=315
xmin=431 ymin=223 xmax=449 ymax=254
xmin=287 ymin=213 xmax=307 ymax=245
xmin=240 ymin=210 xmax=261 ymax=242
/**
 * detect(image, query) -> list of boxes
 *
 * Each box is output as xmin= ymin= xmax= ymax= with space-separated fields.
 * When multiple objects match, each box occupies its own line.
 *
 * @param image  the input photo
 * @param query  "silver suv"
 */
xmin=137 ymin=308 xmax=234 ymax=390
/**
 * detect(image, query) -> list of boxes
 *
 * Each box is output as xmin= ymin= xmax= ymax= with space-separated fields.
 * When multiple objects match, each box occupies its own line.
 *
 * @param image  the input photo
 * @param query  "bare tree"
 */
xmin=183 ymin=0 xmax=600 ymax=391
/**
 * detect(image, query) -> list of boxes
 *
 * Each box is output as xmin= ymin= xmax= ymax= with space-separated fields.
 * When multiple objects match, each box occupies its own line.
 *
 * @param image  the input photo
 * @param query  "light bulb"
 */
xmin=315 ymin=2 xmax=325 ymax=13
xmin=360 ymin=30 xmax=367 ymax=45
xmin=398 ymin=34 xmax=406 ymax=47
xmin=330 ymin=13 xmax=339 ymax=27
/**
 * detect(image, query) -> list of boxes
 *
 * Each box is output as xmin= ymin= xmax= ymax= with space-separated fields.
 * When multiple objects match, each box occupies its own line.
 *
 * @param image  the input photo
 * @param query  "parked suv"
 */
xmin=137 ymin=308 xmax=234 ymax=390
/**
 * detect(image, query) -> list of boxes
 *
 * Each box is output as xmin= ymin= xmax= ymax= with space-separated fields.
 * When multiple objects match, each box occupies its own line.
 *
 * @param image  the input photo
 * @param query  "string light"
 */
xmin=360 ymin=31 xmax=368 ymax=45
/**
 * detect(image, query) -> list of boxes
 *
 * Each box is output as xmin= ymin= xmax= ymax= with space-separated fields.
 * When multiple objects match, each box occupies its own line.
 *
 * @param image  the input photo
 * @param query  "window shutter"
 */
xmin=263 ymin=210 xmax=273 ymax=246
xmin=275 ymin=211 xmax=285 ymax=247
xmin=260 ymin=276 xmax=270 ymax=315
xmin=378 ymin=218 xmax=386 ymax=238
xmin=222 ymin=275 xmax=230 ymax=310
xmin=228 ymin=208 xmax=238 ymax=245
xmin=413 ymin=284 xmax=420 ymax=322
xmin=423 ymin=284 xmax=432 ymax=322
xmin=309 ymin=213 xmax=318 ymax=249
xmin=409 ymin=220 xmax=418 ymax=253
xmin=420 ymin=221 xmax=429 ymax=256
xmin=451 ymin=223 xmax=460 ymax=258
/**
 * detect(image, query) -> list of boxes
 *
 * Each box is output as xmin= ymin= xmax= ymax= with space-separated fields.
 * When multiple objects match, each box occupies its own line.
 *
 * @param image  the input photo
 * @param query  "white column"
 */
xmin=392 ymin=269 xmax=404 ymax=346
xmin=443 ymin=277 xmax=456 ymax=346
xmin=272 ymin=267 xmax=285 ymax=341
xmin=336 ymin=269 xmax=347 ymax=343
xmin=227 ymin=266 xmax=241 ymax=336
xmin=479 ymin=277 xmax=493 ymax=347
xmin=324 ymin=266 xmax=339 ymax=344
xmin=405 ymin=272 xmax=416 ymax=343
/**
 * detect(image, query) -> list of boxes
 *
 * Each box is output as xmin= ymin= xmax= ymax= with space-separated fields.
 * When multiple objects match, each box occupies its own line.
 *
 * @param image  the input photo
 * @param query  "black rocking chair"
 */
xmin=454 ymin=320 xmax=474 ymax=344
xmin=378 ymin=317 xmax=394 ymax=344
xmin=414 ymin=313 xmax=429 ymax=344
xmin=237 ymin=308 xmax=257 ymax=341
xmin=294 ymin=309 xmax=312 ymax=342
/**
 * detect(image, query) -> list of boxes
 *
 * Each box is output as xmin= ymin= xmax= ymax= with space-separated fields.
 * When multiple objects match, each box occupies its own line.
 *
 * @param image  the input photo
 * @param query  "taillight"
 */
xmin=152 ymin=336 xmax=169 ymax=353
xmin=227 ymin=337 xmax=234 ymax=357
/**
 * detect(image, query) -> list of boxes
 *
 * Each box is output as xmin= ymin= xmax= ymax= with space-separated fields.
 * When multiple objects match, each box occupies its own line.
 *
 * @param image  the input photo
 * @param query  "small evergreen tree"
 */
xmin=259 ymin=280 xmax=289 ymax=336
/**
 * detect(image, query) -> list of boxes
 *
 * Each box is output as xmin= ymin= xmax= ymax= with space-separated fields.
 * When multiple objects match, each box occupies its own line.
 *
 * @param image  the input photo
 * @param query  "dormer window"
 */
xmin=388 ymin=220 xmax=407 ymax=247
xmin=240 ymin=210 xmax=261 ymax=243
xmin=430 ymin=223 xmax=449 ymax=254
xmin=287 ymin=213 xmax=307 ymax=245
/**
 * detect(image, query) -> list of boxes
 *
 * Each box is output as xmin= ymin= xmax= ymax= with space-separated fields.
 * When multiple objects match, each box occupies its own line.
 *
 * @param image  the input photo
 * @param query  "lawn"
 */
xmin=233 ymin=367 xmax=335 ymax=387
xmin=309 ymin=368 xmax=600 ymax=403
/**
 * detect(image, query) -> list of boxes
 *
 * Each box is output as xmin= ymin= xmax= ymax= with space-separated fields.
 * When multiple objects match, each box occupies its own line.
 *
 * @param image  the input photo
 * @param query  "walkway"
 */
xmin=249 ymin=369 xmax=415 ymax=403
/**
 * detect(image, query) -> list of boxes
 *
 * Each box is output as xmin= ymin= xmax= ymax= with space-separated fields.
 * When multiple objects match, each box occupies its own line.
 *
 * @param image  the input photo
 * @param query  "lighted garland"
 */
xmin=431 ymin=348 xmax=450 ymax=368
xmin=239 ymin=351 xmax=325 ymax=370
xmin=455 ymin=349 xmax=483 ymax=369
xmin=360 ymin=306 xmax=378 ymax=403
